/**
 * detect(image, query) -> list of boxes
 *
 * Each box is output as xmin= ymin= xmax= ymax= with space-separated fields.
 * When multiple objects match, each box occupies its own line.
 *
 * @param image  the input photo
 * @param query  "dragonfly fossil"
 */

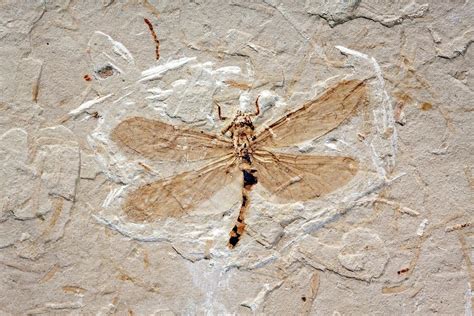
xmin=111 ymin=79 xmax=367 ymax=248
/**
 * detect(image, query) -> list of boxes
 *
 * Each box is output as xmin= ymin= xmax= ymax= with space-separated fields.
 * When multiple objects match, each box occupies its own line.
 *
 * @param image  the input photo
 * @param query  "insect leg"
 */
xmin=253 ymin=95 xmax=260 ymax=116
xmin=214 ymin=101 xmax=228 ymax=121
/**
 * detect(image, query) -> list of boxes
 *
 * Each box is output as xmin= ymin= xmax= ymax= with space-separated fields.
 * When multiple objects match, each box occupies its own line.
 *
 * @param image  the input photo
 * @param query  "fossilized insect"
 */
xmin=111 ymin=79 xmax=368 ymax=248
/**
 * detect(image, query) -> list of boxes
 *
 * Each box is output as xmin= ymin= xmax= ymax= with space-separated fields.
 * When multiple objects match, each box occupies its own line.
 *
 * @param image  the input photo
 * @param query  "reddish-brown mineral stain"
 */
xmin=144 ymin=18 xmax=160 ymax=60
xmin=420 ymin=102 xmax=433 ymax=111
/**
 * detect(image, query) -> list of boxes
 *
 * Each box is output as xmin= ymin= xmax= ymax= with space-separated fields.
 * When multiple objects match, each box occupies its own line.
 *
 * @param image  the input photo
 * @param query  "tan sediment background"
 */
xmin=0 ymin=1 xmax=473 ymax=314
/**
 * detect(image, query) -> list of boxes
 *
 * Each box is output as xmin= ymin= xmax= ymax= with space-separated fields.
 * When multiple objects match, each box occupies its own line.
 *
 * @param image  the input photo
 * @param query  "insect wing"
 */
xmin=252 ymin=150 xmax=359 ymax=201
xmin=256 ymin=80 xmax=367 ymax=148
xmin=123 ymin=154 xmax=239 ymax=222
xmin=111 ymin=116 xmax=234 ymax=162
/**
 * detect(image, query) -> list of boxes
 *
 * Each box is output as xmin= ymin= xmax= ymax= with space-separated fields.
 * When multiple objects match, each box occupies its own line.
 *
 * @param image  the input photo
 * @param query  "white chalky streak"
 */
xmin=416 ymin=219 xmax=429 ymax=236
xmin=139 ymin=57 xmax=196 ymax=82
xmin=68 ymin=94 xmax=112 ymax=117
xmin=95 ymin=31 xmax=134 ymax=64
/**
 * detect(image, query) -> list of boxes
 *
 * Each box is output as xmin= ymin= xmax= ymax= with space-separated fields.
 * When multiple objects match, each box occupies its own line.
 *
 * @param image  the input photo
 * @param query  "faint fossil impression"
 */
xmin=111 ymin=79 xmax=368 ymax=248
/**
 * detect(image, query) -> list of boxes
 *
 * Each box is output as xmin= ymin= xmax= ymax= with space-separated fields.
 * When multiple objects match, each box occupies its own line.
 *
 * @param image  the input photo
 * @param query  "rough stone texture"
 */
xmin=0 ymin=1 xmax=473 ymax=314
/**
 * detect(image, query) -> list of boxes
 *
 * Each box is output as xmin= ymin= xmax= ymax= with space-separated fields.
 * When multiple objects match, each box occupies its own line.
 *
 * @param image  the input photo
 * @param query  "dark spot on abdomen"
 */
xmin=243 ymin=170 xmax=258 ymax=186
xmin=242 ymin=152 xmax=252 ymax=164
xmin=229 ymin=234 xmax=240 ymax=247
xmin=241 ymin=195 xmax=248 ymax=207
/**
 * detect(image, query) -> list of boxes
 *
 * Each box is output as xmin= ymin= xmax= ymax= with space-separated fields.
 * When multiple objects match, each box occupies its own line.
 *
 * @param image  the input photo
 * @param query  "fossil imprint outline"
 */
xmin=110 ymin=19 xmax=368 ymax=248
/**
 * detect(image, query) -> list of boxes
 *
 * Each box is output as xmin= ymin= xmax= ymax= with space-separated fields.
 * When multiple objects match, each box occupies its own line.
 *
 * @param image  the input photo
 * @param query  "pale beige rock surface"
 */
xmin=0 ymin=1 xmax=473 ymax=314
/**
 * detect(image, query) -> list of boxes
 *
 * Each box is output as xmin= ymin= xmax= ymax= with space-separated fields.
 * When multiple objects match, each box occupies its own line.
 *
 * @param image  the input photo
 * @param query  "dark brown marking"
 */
xmin=144 ymin=18 xmax=160 ymax=60
xmin=397 ymin=268 xmax=409 ymax=275
xmin=229 ymin=234 xmax=240 ymax=247
xmin=241 ymin=195 xmax=248 ymax=207
xmin=96 ymin=65 xmax=115 ymax=79
xmin=83 ymin=74 xmax=92 ymax=81
xmin=228 ymin=211 xmax=247 ymax=248
xmin=254 ymin=95 xmax=260 ymax=116
xmin=90 ymin=111 xmax=100 ymax=119
xmin=242 ymin=152 xmax=252 ymax=164
xmin=243 ymin=169 xmax=258 ymax=186
xmin=227 ymin=169 xmax=258 ymax=248
xmin=215 ymin=102 xmax=227 ymax=120
xmin=446 ymin=222 xmax=471 ymax=232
